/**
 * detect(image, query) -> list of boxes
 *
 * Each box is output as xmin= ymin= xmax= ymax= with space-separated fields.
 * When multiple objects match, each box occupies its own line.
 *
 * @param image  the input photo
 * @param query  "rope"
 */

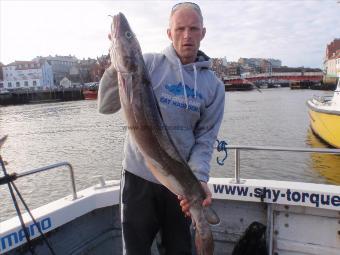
xmin=216 ymin=139 xmax=228 ymax=165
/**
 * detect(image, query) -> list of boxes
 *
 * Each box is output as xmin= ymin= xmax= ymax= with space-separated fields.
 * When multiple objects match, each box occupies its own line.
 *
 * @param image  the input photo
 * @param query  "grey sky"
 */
xmin=1 ymin=0 xmax=339 ymax=68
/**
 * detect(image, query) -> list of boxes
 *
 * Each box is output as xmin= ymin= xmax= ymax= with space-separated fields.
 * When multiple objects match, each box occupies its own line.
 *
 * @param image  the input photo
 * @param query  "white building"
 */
xmin=34 ymin=55 xmax=78 ymax=85
xmin=59 ymin=77 xmax=72 ymax=88
xmin=325 ymin=55 xmax=338 ymax=78
xmin=336 ymin=51 xmax=340 ymax=78
xmin=2 ymin=60 xmax=54 ymax=90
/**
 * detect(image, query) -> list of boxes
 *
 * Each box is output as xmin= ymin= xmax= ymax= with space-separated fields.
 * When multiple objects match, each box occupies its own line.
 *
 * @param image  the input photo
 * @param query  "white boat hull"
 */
xmin=1 ymin=178 xmax=339 ymax=255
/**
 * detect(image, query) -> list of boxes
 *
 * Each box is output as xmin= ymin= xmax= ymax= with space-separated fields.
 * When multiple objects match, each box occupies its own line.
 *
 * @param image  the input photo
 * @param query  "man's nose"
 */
xmin=183 ymin=28 xmax=191 ymax=39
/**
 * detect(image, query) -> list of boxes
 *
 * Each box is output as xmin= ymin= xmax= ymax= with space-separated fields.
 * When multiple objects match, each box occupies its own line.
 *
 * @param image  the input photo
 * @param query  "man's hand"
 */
xmin=178 ymin=182 xmax=212 ymax=217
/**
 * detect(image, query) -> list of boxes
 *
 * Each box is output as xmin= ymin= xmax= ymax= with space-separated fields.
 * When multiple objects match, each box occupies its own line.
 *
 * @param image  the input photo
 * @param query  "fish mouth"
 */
xmin=113 ymin=13 xmax=122 ymax=39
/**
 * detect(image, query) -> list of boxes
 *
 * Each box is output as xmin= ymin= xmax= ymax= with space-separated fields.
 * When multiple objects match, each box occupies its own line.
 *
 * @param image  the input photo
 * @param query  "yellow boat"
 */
xmin=307 ymin=77 xmax=340 ymax=148
xmin=307 ymin=129 xmax=340 ymax=184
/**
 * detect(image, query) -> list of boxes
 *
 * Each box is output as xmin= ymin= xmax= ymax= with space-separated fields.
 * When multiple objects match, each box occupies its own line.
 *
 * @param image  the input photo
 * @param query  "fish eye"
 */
xmin=125 ymin=31 xmax=133 ymax=39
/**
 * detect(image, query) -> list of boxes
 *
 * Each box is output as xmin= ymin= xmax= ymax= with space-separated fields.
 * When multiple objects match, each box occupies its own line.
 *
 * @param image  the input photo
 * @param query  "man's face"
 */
xmin=167 ymin=8 xmax=206 ymax=65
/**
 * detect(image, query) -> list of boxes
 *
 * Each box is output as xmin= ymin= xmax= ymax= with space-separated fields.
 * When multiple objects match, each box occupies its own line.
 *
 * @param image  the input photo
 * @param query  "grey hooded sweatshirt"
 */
xmin=98 ymin=45 xmax=225 ymax=183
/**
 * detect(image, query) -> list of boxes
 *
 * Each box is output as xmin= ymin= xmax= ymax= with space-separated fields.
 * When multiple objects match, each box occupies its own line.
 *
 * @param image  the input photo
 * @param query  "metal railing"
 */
xmin=17 ymin=162 xmax=77 ymax=200
xmin=1 ymin=161 xmax=78 ymax=200
xmin=224 ymin=145 xmax=340 ymax=184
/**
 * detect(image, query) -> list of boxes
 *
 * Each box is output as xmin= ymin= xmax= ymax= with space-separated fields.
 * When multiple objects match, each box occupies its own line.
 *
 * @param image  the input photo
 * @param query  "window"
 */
xmin=16 ymin=82 xmax=20 ymax=87
xmin=8 ymin=82 xmax=12 ymax=87
xmin=33 ymin=81 xmax=37 ymax=86
xmin=24 ymin=81 xmax=29 ymax=86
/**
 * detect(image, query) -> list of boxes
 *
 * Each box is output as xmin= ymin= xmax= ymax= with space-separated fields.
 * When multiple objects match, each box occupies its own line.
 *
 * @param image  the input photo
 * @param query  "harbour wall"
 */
xmin=0 ymin=88 xmax=84 ymax=106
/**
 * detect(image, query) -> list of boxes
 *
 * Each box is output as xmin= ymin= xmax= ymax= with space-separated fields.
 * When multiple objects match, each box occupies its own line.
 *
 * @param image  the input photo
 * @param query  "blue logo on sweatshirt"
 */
xmin=165 ymin=83 xmax=203 ymax=99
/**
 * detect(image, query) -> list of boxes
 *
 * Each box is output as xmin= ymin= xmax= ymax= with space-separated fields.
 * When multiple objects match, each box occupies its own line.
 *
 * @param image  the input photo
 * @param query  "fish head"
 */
xmin=109 ymin=13 xmax=141 ymax=73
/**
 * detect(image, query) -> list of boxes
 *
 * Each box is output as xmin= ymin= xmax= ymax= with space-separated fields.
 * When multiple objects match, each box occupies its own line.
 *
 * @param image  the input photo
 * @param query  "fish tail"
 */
xmin=191 ymin=205 xmax=215 ymax=255
xmin=194 ymin=226 xmax=214 ymax=255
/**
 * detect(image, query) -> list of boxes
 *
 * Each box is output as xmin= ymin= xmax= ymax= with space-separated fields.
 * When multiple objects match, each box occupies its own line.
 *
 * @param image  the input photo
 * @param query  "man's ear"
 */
xmin=167 ymin=28 xmax=172 ymax=41
xmin=201 ymin=27 xmax=206 ymax=40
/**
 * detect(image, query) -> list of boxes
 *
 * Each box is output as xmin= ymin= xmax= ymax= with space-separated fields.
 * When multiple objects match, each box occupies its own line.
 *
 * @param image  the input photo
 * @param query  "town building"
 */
xmin=337 ymin=50 xmax=340 ymax=78
xmin=77 ymin=58 xmax=97 ymax=83
xmin=226 ymin=62 xmax=241 ymax=77
xmin=267 ymin=58 xmax=282 ymax=68
xmin=59 ymin=77 xmax=73 ymax=88
xmin=211 ymin=57 xmax=228 ymax=79
xmin=324 ymin=39 xmax=340 ymax=84
xmin=90 ymin=54 xmax=111 ymax=82
xmin=325 ymin=49 xmax=340 ymax=77
xmin=2 ymin=60 xmax=54 ymax=90
xmin=59 ymin=58 xmax=98 ymax=86
xmin=259 ymin=59 xmax=273 ymax=74
xmin=325 ymin=39 xmax=340 ymax=60
xmin=34 ymin=55 xmax=78 ymax=86
xmin=238 ymin=57 xmax=281 ymax=70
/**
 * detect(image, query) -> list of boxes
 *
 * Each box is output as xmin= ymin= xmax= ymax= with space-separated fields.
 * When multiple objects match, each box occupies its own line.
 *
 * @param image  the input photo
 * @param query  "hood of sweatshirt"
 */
xmin=162 ymin=45 xmax=212 ymax=108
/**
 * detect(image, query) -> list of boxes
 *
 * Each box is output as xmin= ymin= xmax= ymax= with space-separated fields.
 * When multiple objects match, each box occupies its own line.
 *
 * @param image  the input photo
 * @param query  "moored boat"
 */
xmin=83 ymin=83 xmax=98 ymax=100
xmin=307 ymin=77 xmax=340 ymax=148
xmin=83 ymin=89 xmax=98 ymax=100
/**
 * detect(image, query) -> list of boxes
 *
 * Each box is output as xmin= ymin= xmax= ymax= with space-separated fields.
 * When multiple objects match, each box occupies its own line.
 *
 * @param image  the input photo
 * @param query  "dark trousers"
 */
xmin=121 ymin=170 xmax=192 ymax=255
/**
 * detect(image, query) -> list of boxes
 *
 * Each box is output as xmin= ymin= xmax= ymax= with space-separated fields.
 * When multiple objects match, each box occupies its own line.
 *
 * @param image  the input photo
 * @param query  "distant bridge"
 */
xmin=223 ymin=72 xmax=323 ymax=85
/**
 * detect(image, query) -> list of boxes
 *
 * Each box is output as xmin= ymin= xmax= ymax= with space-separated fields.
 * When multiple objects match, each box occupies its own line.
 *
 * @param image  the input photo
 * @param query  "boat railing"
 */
xmin=217 ymin=144 xmax=340 ymax=184
xmin=312 ymin=95 xmax=333 ymax=103
xmin=1 ymin=161 xmax=78 ymax=200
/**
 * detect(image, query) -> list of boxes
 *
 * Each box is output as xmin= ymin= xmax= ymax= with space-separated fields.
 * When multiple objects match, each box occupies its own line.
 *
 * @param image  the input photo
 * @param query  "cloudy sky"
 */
xmin=0 ymin=0 xmax=339 ymax=68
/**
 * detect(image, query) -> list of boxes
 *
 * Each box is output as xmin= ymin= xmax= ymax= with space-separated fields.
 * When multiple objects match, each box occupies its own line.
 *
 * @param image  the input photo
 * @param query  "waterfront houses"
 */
xmin=34 ymin=55 xmax=78 ymax=86
xmin=325 ymin=49 xmax=340 ymax=78
xmin=2 ymin=60 xmax=54 ymax=91
xmin=324 ymin=39 xmax=340 ymax=85
xmin=211 ymin=57 xmax=228 ymax=79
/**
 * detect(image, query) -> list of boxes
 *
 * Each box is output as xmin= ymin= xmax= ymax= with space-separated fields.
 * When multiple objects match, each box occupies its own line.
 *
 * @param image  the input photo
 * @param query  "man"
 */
xmin=98 ymin=2 xmax=225 ymax=254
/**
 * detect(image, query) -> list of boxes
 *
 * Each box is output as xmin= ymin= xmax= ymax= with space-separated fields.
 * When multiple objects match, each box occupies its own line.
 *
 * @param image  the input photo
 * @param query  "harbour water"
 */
xmin=1 ymin=87 xmax=339 ymax=221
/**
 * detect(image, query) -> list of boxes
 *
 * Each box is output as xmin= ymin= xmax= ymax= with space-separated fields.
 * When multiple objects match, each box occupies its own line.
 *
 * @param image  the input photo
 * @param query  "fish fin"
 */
xmin=203 ymin=207 xmax=220 ymax=225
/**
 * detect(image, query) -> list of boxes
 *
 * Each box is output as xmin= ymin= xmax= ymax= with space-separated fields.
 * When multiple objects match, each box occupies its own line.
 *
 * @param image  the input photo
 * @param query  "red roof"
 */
xmin=326 ymin=39 xmax=340 ymax=60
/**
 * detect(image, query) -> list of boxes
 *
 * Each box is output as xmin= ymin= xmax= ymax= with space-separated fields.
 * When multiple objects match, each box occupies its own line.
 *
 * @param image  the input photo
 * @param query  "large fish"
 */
xmin=106 ymin=12 xmax=219 ymax=255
